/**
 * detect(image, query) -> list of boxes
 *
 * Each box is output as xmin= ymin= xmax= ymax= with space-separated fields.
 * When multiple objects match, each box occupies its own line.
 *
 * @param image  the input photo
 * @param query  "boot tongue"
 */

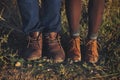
xmin=44 ymin=32 xmax=57 ymax=40
xmin=29 ymin=32 xmax=40 ymax=38
xmin=49 ymin=32 xmax=57 ymax=40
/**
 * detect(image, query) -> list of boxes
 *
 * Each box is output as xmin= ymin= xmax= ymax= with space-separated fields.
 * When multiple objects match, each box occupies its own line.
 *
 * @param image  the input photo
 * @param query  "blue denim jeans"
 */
xmin=17 ymin=0 xmax=62 ymax=34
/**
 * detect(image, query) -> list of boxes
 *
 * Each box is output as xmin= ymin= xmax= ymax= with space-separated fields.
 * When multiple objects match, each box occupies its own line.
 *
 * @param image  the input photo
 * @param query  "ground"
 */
xmin=0 ymin=0 xmax=120 ymax=80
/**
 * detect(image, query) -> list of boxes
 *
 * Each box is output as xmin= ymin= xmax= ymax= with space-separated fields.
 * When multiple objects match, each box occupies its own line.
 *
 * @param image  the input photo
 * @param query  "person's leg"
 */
xmin=65 ymin=0 xmax=82 ymax=62
xmin=42 ymin=0 xmax=65 ymax=63
xmin=87 ymin=0 xmax=104 ymax=39
xmin=42 ymin=0 xmax=62 ymax=33
xmin=17 ymin=0 xmax=43 ymax=34
xmin=17 ymin=0 xmax=42 ymax=60
xmin=65 ymin=0 xmax=82 ymax=37
xmin=86 ymin=0 xmax=105 ymax=63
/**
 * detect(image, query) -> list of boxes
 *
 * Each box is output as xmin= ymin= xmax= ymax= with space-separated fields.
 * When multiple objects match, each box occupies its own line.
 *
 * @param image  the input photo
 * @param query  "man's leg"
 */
xmin=86 ymin=0 xmax=105 ymax=63
xmin=65 ymin=0 xmax=82 ymax=62
xmin=17 ymin=0 xmax=42 ymax=60
xmin=42 ymin=0 xmax=62 ymax=33
xmin=17 ymin=0 xmax=43 ymax=34
xmin=42 ymin=0 xmax=65 ymax=63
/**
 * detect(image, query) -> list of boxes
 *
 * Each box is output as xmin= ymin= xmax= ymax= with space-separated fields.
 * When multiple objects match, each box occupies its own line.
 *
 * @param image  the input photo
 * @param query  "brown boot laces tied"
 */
xmin=45 ymin=34 xmax=62 ymax=49
xmin=86 ymin=40 xmax=100 ymax=55
xmin=27 ymin=34 xmax=41 ymax=48
xmin=57 ymin=35 xmax=62 ymax=49
xmin=69 ymin=38 xmax=80 ymax=52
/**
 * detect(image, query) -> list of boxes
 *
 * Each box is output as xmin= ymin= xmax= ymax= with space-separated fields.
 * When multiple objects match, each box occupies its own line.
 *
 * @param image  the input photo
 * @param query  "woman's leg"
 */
xmin=65 ymin=0 xmax=82 ymax=62
xmin=65 ymin=0 xmax=82 ymax=37
xmin=87 ymin=0 xmax=105 ymax=39
xmin=86 ymin=0 xmax=105 ymax=63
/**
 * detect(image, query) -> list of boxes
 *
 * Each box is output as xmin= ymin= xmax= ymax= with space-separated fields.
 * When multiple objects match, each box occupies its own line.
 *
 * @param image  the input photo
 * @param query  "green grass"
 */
xmin=0 ymin=0 xmax=120 ymax=80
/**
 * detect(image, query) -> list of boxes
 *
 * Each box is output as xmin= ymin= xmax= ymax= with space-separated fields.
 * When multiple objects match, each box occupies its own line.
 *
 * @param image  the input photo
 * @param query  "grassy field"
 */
xmin=0 ymin=0 xmax=120 ymax=80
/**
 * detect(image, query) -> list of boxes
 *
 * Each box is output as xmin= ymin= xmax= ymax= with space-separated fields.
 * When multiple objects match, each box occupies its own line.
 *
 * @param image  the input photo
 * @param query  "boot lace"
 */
xmin=27 ymin=34 xmax=41 ymax=49
xmin=86 ymin=40 xmax=99 ymax=55
xmin=68 ymin=37 xmax=80 ymax=52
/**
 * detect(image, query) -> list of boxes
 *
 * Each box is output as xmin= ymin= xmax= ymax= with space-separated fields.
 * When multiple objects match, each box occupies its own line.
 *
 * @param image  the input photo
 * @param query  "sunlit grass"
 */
xmin=0 ymin=0 xmax=120 ymax=79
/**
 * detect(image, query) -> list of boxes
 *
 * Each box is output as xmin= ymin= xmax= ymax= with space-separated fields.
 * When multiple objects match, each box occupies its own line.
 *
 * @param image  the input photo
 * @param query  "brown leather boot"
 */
xmin=85 ymin=39 xmax=99 ymax=63
xmin=23 ymin=32 xmax=42 ymax=60
xmin=67 ymin=37 xmax=81 ymax=62
xmin=43 ymin=32 xmax=65 ymax=63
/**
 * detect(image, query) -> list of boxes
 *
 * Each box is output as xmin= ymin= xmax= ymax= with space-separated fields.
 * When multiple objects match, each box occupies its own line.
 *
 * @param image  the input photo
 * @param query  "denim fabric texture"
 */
xmin=17 ymin=0 xmax=62 ymax=34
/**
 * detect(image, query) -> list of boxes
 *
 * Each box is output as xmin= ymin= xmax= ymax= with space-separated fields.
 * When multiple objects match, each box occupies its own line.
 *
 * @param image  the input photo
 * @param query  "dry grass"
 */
xmin=0 ymin=0 xmax=120 ymax=80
